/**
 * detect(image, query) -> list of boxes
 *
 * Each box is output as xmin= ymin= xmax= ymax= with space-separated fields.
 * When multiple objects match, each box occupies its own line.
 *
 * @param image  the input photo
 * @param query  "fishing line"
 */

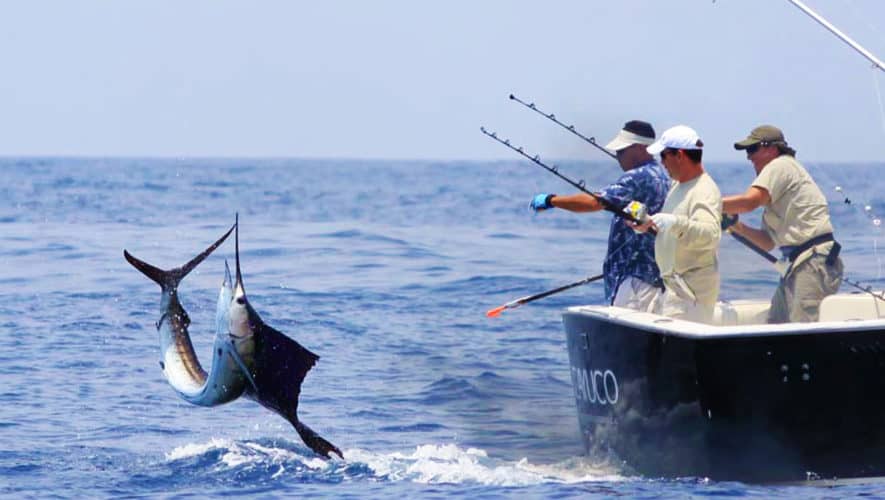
xmin=835 ymin=184 xmax=884 ymax=279
xmin=834 ymin=185 xmax=883 ymax=229
xmin=873 ymin=69 xmax=885 ymax=153
xmin=800 ymin=158 xmax=880 ymax=281
xmin=844 ymin=0 xmax=885 ymax=50
xmin=871 ymin=69 xmax=885 ymax=278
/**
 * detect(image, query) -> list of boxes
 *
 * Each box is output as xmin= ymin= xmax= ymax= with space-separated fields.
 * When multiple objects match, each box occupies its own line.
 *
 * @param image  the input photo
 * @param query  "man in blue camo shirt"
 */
xmin=530 ymin=120 xmax=671 ymax=310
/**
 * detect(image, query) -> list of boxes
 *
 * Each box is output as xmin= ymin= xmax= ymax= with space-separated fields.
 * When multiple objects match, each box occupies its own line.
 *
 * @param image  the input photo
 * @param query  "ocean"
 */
xmin=2 ymin=157 xmax=885 ymax=498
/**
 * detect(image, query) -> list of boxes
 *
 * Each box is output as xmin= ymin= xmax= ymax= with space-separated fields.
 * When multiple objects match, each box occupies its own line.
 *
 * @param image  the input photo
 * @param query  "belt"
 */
xmin=780 ymin=233 xmax=840 ymax=265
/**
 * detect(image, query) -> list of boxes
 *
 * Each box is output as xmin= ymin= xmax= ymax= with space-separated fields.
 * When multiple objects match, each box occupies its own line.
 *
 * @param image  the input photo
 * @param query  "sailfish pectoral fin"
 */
xmin=227 ymin=340 xmax=259 ymax=394
xmin=291 ymin=418 xmax=343 ymax=460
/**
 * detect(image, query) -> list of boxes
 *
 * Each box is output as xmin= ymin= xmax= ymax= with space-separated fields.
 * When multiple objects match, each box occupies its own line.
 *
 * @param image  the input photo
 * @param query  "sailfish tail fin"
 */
xmin=123 ymin=250 xmax=170 ymax=288
xmin=291 ymin=419 xmax=344 ymax=460
xmin=123 ymin=222 xmax=236 ymax=289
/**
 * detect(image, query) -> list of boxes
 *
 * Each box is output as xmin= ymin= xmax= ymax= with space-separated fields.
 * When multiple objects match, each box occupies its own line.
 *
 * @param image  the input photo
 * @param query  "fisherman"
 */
xmin=529 ymin=120 xmax=670 ymax=311
xmin=631 ymin=125 xmax=722 ymax=324
xmin=722 ymin=125 xmax=843 ymax=323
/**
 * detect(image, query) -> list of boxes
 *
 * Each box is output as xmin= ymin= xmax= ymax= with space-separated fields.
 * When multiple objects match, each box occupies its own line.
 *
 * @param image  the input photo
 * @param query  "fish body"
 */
xmin=125 ymin=218 xmax=341 ymax=459
xmin=124 ymin=224 xmax=252 ymax=406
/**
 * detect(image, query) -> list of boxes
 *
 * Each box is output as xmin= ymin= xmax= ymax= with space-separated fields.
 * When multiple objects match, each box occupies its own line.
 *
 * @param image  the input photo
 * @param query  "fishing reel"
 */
xmin=624 ymin=201 xmax=649 ymax=224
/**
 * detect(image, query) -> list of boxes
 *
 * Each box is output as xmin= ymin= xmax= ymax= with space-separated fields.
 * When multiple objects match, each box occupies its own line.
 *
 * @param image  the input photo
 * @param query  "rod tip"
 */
xmin=486 ymin=306 xmax=505 ymax=318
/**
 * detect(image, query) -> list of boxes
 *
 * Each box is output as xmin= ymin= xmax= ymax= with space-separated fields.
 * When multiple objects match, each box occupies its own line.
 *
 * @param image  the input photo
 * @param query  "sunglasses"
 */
xmin=659 ymin=148 xmax=679 ymax=161
xmin=745 ymin=143 xmax=763 ymax=157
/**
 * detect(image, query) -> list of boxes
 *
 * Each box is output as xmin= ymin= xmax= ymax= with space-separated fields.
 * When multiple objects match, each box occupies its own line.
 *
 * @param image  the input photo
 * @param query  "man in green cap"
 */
xmin=721 ymin=125 xmax=843 ymax=323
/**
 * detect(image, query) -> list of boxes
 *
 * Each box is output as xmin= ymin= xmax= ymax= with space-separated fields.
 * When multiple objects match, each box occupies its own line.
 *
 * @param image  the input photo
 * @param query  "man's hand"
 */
xmin=721 ymin=213 xmax=739 ymax=231
xmin=627 ymin=217 xmax=657 ymax=234
xmin=651 ymin=213 xmax=677 ymax=231
xmin=530 ymin=193 xmax=555 ymax=212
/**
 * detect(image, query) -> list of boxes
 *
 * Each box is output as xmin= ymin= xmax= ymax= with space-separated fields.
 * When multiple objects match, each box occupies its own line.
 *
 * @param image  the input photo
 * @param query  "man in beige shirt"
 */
xmin=633 ymin=125 xmax=722 ymax=323
xmin=722 ymin=125 xmax=843 ymax=323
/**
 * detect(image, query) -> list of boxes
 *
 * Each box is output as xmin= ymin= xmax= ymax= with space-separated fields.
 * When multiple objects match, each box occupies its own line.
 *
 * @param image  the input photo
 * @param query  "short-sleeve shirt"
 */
xmin=596 ymin=160 xmax=671 ymax=303
xmin=752 ymin=155 xmax=833 ymax=248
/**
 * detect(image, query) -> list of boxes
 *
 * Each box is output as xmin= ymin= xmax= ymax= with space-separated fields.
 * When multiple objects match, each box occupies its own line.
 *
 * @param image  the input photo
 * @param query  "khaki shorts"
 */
xmin=768 ymin=252 xmax=843 ymax=323
xmin=653 ymin=290 xmax=715 ymax=324
xmin=612 ymin=277 xmax=661 ymax=312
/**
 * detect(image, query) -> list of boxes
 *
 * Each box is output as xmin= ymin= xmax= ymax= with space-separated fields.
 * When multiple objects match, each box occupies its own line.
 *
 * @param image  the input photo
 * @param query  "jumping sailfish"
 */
xmin=123 ymin=218 xmax=342 ymax=459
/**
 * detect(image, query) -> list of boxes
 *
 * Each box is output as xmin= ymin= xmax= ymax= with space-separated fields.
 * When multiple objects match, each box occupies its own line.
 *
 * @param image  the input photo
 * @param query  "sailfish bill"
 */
xmin=229 ymin=215 xmax=343 ymax=459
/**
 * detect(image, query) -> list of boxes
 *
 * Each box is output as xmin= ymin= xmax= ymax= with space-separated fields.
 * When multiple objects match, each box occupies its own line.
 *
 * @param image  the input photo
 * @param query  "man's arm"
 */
xmin=549 ymin=193 xmax=604 ymax=213
xmin=722 ymin=186 xmax=770 ymax=215
xmin=671 ymin=199 xmax=721 ymax=250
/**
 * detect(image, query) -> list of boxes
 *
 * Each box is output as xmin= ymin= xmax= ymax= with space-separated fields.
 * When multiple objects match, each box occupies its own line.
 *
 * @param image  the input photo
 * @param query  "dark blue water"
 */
xmin=2 ymin=157 xmax=885 ymax=498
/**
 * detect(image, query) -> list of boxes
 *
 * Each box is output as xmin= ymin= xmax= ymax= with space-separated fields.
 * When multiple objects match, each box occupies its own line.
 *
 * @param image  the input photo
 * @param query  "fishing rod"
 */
xmin=724 ymin=216 xmax=885 ymax=303
xmin=482 ymin=123 xmax=823 ymax=281
xmin=486 ymin=274 xmax=604 ymax=318
xmin=842 ymin=276 xmax=885 ymax=302
xmin=721 ymin=219 xmax=778 ymax=264
xmin=786 ymin=0 xmax=885 ymax=73
xmin=508 ymin=94 xmax=618 ymax=160
xmin=479 ymin=126 xmax=650 ymax=229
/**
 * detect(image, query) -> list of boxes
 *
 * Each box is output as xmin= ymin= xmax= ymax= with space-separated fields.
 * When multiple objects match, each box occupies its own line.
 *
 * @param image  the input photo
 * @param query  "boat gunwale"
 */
xmin=563 ymin=304 xmax=885 ymax=340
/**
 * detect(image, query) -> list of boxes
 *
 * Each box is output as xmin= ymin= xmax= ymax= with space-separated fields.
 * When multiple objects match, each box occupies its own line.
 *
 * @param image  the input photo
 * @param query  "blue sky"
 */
xmin=1 ymin=0 xmax=884 ymax=162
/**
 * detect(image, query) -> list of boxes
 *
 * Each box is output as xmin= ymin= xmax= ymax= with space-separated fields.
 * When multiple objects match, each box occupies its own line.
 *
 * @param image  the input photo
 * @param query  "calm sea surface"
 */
xmin=2 ymin=157 xmax=885 ymax=498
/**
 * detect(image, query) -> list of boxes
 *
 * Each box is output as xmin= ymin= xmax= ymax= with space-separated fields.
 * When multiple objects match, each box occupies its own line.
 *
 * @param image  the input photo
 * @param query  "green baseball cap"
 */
xmin=734 ymin=125 xmax=786 ymax=150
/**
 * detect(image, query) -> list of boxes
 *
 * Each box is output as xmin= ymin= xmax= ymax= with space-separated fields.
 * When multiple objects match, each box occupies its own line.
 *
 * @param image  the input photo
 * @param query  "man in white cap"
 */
xmin=631 ymin=125 xmax=722 ymax=323
xmin=722 ymin=125 xmax=842 ymax=323
xmin=530 ymin=120 xmax=670 ymax=310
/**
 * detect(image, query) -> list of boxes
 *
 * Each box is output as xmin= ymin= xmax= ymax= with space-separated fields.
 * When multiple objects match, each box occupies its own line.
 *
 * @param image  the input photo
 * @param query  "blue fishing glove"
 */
xmin=530 ymin=193 xmax=555 ymax=212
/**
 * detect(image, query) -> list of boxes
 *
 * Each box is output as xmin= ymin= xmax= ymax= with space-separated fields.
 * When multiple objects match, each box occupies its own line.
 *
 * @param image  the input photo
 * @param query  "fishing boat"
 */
xmin=564 ymin=294 xmax=885 ymax=481
xmin=560 ymin=0 xmax=885 ymax=482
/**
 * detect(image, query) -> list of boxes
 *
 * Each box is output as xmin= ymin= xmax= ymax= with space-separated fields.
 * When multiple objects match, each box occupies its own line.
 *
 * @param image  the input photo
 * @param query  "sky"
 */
xmin=0 ymin=0 xmax=884 ymax=162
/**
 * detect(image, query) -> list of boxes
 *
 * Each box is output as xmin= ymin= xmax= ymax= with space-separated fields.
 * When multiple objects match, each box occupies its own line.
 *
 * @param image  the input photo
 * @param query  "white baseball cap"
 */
xmin=646 ymin=125 xmax=704 ymax=154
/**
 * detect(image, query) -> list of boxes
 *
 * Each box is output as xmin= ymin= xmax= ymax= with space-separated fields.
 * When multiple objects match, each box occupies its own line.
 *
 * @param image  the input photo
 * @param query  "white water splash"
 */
xmin=165 ymin=439 xmax=627 ymax=486
xmin=166 ymin=437 xmax=328 ymax=470
xmin=345 ymin=444 xmax=626 ymax=486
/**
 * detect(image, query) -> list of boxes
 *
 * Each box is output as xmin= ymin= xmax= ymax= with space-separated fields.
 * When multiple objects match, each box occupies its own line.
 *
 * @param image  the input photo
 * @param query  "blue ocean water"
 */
xmin=2 ymin=157 xmax=885 ymax=498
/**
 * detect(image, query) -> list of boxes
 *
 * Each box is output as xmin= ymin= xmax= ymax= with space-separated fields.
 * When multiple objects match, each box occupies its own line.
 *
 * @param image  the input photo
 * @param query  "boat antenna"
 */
xmin=479 ymin=126 xmax=648 ymax=229
xmin=508 ymin=94 xmax=618 ymax=160
xmin=785 ymin=0 xmax=885 ymax=72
